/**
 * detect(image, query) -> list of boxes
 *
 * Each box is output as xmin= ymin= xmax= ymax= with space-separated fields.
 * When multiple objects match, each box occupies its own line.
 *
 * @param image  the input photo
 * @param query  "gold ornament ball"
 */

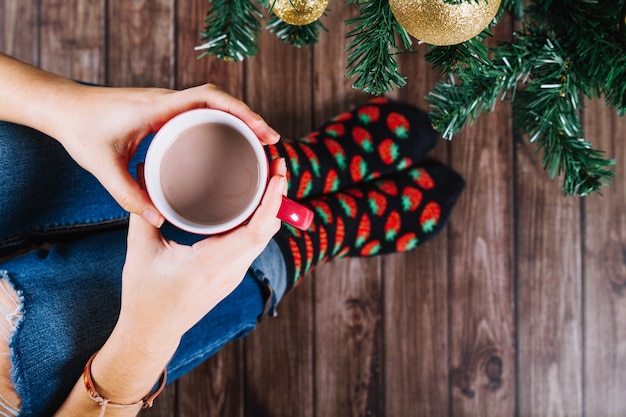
xmin=389 ymin=0 xmax=501 ymax=46
xmin=273 ymin=0 xmax=328 ymax=26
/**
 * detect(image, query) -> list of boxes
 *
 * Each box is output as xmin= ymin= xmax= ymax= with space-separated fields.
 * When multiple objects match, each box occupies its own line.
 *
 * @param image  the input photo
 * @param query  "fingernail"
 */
xmin=142 ymin=209 xmax=164 ymax=228
xmin=279 ymin=157 xmax=287 ymax=175
xmin=279 ymin=177 xmax=288 ymax=196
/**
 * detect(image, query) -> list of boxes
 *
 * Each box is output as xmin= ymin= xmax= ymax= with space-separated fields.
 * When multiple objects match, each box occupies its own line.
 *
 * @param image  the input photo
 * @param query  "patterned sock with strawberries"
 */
xmin=272 ymin=161 xmax=465 ymax=292
xmin=265 ymin=97 xmax=439 ymax=200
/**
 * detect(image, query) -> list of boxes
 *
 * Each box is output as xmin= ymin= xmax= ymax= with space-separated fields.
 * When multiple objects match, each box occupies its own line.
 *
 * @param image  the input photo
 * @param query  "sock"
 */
xmin=273 ymin=161 xmax=465 ymax=291
xmin=265 ymin=98 xmax=439 ymax=200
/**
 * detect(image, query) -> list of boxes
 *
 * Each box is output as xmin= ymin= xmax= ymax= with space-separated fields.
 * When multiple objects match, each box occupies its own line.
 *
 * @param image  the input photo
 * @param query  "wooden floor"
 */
xmin=2 ymin=1 xmax=626 ymax=416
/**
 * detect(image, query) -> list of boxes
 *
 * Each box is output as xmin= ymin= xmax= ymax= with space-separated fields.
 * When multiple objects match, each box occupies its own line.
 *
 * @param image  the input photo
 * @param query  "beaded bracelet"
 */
xmin=83 ymin=351 xmax=167 ymax=417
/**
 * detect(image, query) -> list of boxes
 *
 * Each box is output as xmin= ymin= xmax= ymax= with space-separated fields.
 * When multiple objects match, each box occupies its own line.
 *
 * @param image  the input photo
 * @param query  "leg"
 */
xmin=0 ymin=121 xmax=151 ymax=255
xmin=0 ymin=227 xmax=285 ymax=417
xmin=273 ymin=161 xmax=465 ymax=291
xmin=265 ymin=98 xmax=439 ymax=200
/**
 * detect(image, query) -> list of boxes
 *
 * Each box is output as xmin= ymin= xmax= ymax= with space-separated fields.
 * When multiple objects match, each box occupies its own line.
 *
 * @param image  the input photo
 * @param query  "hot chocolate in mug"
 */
xmin=144 ymin=109 xmax=314 ymax=234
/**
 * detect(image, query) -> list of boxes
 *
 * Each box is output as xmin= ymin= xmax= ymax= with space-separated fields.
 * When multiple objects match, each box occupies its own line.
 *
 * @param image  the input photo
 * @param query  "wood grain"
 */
xmin=243 ymin=25 xmax=315 ymax=417
xmin=515 ymin=133 xmax=583 ymax=416
xmin=107 ymin=0 xmax=175 ymax=88
xmin=383 ymin=39 xmax=453 ymax=417
xmin=7 ymin=2 xmax=626 ymax=416
xmin=311 ymin=3 xmax=385 ymax=417
xmin=0 ymin=0 xmax=38 ymax=64
xmin=175 ymin=0 xmax=244 ymax=93
xmin=40 ymin=0 xmax=105 ymax=83
xmin=583 ymin=99 xmax=626 ymax=417
xmin=447 ymin=17 xmax=516 ymax=413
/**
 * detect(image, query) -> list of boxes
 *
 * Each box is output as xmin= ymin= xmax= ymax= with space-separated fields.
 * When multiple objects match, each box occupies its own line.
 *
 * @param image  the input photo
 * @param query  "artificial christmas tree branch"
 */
xmin=196 ymin=0 xmax=264 ymax=61
xmin=266 ymin=13 xmax=327 ymax=47
xmin=344 ymin=0 xmax=412 ymax=95
xmin=195 ymin=0 xmax=625 ymax=196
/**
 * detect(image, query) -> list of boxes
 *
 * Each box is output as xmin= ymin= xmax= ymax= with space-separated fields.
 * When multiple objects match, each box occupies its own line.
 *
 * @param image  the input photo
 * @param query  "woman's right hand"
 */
xmin=75 ymin=158 xmax=287 ymax=409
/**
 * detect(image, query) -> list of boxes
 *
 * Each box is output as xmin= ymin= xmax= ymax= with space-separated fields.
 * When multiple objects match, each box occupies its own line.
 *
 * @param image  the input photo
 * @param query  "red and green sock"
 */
xmin=265 ymin=97 xmax=439 ymax=200
xmin=273 ymin=162 xmax=465 ymax=291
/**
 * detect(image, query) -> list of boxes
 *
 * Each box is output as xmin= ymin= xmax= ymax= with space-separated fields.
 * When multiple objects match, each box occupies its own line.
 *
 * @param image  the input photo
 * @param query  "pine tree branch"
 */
xmin=512 ymin=33 xmax=615 ymax=195
xmin=196 ymin=0 xmax=264 ymax=61
xmin=425 ymin=29 xmax=492 ymax=75
xmin=266 ymin=13 xmax=328 ymax=47
xmin=344 ymin=0 xmax=412 ymax=95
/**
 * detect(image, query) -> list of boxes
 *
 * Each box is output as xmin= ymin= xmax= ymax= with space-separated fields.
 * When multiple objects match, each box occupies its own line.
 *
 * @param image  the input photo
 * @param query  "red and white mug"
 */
xmin=144 ymin=109 xmax=313 ymax=234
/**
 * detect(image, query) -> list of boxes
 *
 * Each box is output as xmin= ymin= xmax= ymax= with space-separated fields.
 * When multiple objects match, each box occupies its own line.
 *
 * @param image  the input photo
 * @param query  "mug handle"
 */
xmin=277 ymin=196 xmax=314 ymax=231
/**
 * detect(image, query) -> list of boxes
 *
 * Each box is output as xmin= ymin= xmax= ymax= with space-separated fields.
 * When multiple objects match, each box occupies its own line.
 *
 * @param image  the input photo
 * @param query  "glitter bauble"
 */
xmin=272 ymin=0 xmax=328 ymax=26
xmin=389 ymin=0 xmax=501 ymax=45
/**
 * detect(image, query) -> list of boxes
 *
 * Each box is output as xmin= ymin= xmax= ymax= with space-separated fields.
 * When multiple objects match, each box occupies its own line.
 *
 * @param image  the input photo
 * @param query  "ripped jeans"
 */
xmin=0 ymin=122 xmax=288 ymax=416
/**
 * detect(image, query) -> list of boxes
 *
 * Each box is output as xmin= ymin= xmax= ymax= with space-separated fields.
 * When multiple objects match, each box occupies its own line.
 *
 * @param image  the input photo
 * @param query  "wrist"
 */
xmin=90 ymin=323 xmax=180 ymax=404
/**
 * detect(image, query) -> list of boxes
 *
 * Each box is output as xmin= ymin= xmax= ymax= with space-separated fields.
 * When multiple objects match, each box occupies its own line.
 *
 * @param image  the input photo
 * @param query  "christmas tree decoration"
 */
xmin=344 ymin=0 xmax=412 ymax=94
xmin=388 ymin=0 xmax=501 ymax=45
xmin=196 ymin=0 xmax=264 ymax=61
xmin=195 ymin=0 xmax=626 ymax=197
xmin=272 ymin=0 xmax=329 ymax=26
xmin=266 ymin=13 xmax=328 ymax=47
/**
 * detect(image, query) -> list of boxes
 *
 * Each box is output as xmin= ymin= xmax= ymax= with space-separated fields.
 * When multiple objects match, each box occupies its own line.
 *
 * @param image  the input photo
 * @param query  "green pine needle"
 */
xmin=196 ymin=0 xmax=264 ymax=61
xmin=344 ymin=0 xmax=412 ymax=95
xmin=266 ymin=13 xmax=328 ymax=47
xmin=427 ymin=18 xmax=618 ymax=196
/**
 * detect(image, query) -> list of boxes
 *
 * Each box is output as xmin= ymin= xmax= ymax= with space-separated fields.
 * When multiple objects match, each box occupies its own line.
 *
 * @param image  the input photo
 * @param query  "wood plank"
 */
xmin=448 ymin=20 xmax=516 ymax=415
xmin=175 ymin=0 xmax=244 ymax=93
xmin=39 ymin=0 xmax=105 ymax=83
xmin=174 ymin=1 xmax=246 ymax=416
xmin=315 ymin=258 xmax=384 ymax=417
xmin=0 ymin=0 xmax=38 ymax=64
xmin=143 ymin=386 xmax=177 ymax=417
xmin=312 ymin=2 xmax=368 ymax=115
xmin=243 ymin=22 xmax=315 ymax=417
xmin=515 ymin=134 xmax=583 ymax=416
xmin=384 ymin=39 xmax=453 ymax=417
xmin=177 ymin=342 xmax=244 ymax=417
xmin=107 ymin=0 xmax=175 ymax=88
xmin=311 ymin=2 xmax=385 ymax=417
xmin=583 ymin=99 xmax=626 ymax=416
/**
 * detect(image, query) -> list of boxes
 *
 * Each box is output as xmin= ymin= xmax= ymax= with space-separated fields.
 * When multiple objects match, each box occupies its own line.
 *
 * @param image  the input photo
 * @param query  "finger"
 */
xmin=180 ymin=85 xmax=281 ymax=145
xmin=269 ymin=157 xmax=288 ymax=195
xmin=240 ymin=173 xmax=285 ymax=244
xmin=126 ymin=213 xmax=163 ymax=254
xmin=105 ymin=163 xmax=164 ymax=228
xmin=150 ymin=85 xmax=280 ymax=145
xmin=193 ymin=173 xmax=285 ymax=258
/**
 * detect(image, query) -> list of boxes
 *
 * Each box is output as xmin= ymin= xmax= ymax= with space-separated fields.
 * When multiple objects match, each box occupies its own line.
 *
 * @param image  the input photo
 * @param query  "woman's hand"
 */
xmin=0 ymin=53 xmax=280 ymax=228
xmin=54 ymin=158 xmax=287 ymax=415
xmin=48 ymin=83 xmax=281 ymax=227
xmin=117 ymin=156 xmax=286 ymax=345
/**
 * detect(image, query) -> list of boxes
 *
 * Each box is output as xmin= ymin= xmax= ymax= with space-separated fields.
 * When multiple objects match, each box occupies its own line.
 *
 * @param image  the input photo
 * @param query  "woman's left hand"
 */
xmin=0 ymin=54 xmax=279 ymax=228
xmin=48 ymin=83 xmax=281 ymax=227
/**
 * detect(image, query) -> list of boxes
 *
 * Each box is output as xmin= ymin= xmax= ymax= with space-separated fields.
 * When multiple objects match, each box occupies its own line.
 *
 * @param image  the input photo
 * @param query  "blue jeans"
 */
xmin=0 ymin=122 xmax=287 ymax=416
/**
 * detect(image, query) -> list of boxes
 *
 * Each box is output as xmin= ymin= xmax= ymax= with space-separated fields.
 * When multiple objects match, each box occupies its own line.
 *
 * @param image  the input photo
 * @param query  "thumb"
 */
xmin=106 ymin=163 xmax=164 ymax=228
xmin=127 ymin=213 xmax=164 ymax=252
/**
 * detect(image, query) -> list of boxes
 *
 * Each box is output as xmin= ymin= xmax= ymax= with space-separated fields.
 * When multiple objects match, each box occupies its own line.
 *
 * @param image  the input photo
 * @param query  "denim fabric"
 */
xmin=0 ymin=121 xmax=287 ymax=416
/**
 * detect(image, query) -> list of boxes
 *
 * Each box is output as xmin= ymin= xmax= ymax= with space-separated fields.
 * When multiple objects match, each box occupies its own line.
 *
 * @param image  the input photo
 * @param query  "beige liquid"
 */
xmin=160 ymin=123 xmax=261 ymax=225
